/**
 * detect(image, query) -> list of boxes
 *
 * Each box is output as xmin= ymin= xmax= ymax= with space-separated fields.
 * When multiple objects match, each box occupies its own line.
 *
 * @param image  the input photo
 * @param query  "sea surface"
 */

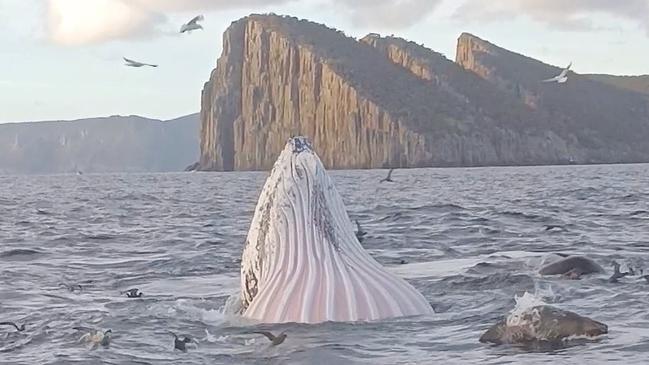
xmin=1 ymin=164 xmax=648 ymax=364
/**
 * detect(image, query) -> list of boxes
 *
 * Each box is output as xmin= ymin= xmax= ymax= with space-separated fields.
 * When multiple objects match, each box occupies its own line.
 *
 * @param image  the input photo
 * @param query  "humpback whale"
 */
xmin=237 ymin=137 xmax=433 ymax=324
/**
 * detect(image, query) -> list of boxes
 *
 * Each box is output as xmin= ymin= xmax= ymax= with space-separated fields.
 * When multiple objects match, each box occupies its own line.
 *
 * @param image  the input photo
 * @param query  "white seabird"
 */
xmin=180 ymin=15 xmax=204 ymax=33
xmin=123 ymin=57 xmax=157 ymax=68
xmin=542 ymin=62 xmax=572 ymax=83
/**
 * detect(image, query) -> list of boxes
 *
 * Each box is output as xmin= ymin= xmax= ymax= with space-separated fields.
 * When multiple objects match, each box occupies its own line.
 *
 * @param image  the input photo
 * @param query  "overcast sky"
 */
xmin=1 ymin=0 xmax=648 ymax=123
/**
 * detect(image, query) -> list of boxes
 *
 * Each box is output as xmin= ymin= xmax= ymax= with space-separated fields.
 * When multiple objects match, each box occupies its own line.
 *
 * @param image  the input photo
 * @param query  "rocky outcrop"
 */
xmin=0 ymin=113 xmax=199 ymax=174
xmin=199 ymin=15 xmax=649 ymax=171
xmin=456 ymin=33 xmax=649 ymax=162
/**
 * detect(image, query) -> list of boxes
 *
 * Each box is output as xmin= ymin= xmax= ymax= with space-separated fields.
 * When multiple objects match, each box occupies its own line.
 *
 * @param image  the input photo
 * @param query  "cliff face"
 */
xmin=456 ymin=33 xmax=649 ymax=162
xmin=201 ymin=15 xmax=437 ymax=171
xmin=0 ymin=114 xmax=199 ymax=174
xmin=199 ymin=15 xmax=649 ymax=171
xmin=200 ymin=15 xmax=569 ymax=171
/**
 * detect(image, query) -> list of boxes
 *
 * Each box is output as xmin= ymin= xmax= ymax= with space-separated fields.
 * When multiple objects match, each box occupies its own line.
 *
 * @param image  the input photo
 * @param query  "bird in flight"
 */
xmin=180 ymin=15 xmax=204 ymax=33
xmin=253 ymin=331 xmax=287 ymax=346
xmin=380 ymin=168 xmax=395 ymax=183
xmin=123 ymin=57 xmax=158 ymax=68
xmin=542 ymin=62 xmax=571 ymax=83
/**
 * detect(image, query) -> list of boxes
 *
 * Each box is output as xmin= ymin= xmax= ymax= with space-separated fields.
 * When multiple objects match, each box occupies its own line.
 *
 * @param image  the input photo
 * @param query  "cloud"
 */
xmin=455 ymin=0 xmax=649 ymax=33
xmin=46 ymin=0 xmax=291 ymax=45
xmin=332 ymin=0 xmax=443 ymax=29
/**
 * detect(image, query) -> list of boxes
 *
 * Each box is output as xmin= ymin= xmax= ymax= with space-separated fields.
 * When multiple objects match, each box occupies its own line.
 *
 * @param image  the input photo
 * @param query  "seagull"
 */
xmin=121 ymin=288 xmax=143 ymax=298
xmin=542 ymin=62 xmax=571 ymax=83
xmin=180 ymin=15 xmax=204 ymax=33
xmin=253 ymin=331 xmax=287 ymax=346
xmin=123 ymin=57 xmax=157 ymax=68
xmin=355 ymin=220 xmax=367 ymax=242
xmin=0 ymin=321 xmax=25 ymax=332
xmin=380 ymin=168 xmax=395 ymax=183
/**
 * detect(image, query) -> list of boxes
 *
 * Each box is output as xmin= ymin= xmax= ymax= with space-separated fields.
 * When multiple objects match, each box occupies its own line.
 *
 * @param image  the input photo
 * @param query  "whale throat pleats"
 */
xmin=238 ymin=137 xmax=434 ymax=324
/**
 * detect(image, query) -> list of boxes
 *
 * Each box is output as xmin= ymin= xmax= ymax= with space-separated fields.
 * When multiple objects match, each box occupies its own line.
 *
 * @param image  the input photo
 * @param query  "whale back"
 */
xmin=480 ymin=305 xmax=608 ymax=344
xmin=239 ymin=137 xmax=433 ymax=323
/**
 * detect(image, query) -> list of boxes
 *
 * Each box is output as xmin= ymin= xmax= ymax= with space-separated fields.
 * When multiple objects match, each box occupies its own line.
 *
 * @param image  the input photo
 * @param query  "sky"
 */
xmin=1 ymin=0 xmax=648 ymax=123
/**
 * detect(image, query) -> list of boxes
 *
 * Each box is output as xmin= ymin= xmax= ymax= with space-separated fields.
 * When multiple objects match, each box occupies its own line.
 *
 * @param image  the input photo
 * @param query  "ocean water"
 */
xmin=1 ymin=164 xmax=648 ymax=364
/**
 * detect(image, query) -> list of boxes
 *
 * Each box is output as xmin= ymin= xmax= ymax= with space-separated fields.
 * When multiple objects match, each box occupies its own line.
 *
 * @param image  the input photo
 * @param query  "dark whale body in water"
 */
xmin=480 ymin=305 xmax=608 ymax=345
xmin=539 ymin=256 xmax=604 ymax=276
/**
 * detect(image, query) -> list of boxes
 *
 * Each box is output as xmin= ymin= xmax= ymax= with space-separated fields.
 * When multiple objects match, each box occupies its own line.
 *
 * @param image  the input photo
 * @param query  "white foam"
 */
xmin=506 ymin=292 xmax=546 ymax=327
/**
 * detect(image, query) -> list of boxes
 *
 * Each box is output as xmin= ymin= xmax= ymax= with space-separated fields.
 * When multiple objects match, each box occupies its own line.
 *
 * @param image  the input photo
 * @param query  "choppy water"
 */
xmin=1 ymin=164 xmax=648 ymax=364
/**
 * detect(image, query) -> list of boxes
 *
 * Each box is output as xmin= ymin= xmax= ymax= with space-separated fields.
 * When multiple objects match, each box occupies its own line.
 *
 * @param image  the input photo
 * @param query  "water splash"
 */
xmin=506 ymin=292 xmax=546 ymax=327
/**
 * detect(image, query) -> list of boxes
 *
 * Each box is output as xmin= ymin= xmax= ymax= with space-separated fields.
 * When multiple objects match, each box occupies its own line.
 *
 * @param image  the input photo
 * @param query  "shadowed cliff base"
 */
xmin=198 ymin=14 xmax=649 ymax=172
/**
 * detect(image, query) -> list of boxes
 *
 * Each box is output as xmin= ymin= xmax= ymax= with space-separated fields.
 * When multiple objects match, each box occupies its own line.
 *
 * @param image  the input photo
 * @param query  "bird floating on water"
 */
xmin=380 ymin=168 xmax=395 ymax=183
xmin=608 ymin=261 xmax=629 ymax=283
xmin=170 ymin=332 xmax=194 ymax=352
xmin=542 ymin=62 xmax=571 ymax=83
xmin=75 ymin=327 xmax=112 ymax=348
xmin=180 ymin=15 xmax=204 ymax=33
xmin=123 ymin=57 xmax=157 ymax=68
xmin=0 ymin=321 xmax=25 ymax=332
xmin=59 ymin=282 xmax=83 ymax=293
xmin=121 ymin=288 xmax=143 ymax=298
xmin=253 ymin=331 xmax=287 ymax=346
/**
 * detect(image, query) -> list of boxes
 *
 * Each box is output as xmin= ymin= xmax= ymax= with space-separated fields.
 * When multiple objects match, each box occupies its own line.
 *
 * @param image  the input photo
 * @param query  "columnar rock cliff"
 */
xmin=199 ymin=15 xmax=649 ymax=171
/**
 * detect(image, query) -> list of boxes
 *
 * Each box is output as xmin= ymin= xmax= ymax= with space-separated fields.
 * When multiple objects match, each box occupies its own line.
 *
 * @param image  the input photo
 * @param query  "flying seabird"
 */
xmin=180 ymin=15 xmax=204 ymax=33
xmin=380 ymin=168 xmax=395 ymax=183
xmin=123 ymin=57 xmax=158 ymax=68
xmin=253 ymin=331 xmax=287 ymax=346
xmin=0 ymin=321 xmax=25 ymax=332
xmin=121 ymin=288 xmax=143 ymax=298
xmin=542 ymin=62 xmax=571 ymax=83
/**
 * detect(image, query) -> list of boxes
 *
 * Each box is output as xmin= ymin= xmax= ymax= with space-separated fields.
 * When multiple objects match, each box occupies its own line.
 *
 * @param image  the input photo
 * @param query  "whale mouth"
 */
xmin=237 ymin=136 xmax=433 ymax=324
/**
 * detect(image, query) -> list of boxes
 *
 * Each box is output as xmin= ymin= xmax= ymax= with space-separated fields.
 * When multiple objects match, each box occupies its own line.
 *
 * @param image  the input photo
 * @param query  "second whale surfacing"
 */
xmin=235 ymin=137 xmax=434 ymax=324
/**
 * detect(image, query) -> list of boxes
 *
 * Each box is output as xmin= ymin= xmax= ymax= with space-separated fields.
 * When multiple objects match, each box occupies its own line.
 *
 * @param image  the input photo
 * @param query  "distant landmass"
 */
xmin=584 ymin=74 xmax=649 ymax=98
xmin=198 ymin=14 xmax=649 ymax=171
xmin=0 ymin=114 xmax=199 ymax=174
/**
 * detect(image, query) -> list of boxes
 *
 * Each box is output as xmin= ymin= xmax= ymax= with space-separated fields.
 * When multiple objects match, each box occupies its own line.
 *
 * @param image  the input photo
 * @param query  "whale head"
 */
xmin=238 ymin=136 xmax=433 ymax=323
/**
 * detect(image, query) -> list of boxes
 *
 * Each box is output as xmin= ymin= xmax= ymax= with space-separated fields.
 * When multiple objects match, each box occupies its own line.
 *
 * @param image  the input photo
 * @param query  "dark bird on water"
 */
xmin=170 ymin=332 xmax=193 ymax=352
xmin=253 ymin=331 xmax=287 ymax=346
xmin=355 ymin=220 xmax=367 ymax=242
xmin=0 ymin=321 xmax=25 ymax=331
xmin=59 ymin=282 xmax=83 ymax=293
xmin=609 ymin=262 xmax=629 ymax=283
xmin=380 ymin=168 xmax=395 ymax=183
xmin=121 ymin=288 xmax=143 ymax=298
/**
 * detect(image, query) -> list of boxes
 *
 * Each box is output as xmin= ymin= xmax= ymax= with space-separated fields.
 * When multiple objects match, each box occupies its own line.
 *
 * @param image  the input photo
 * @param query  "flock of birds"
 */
xmin=0 ymin=284 xmax=286 ymax=353
xmin=123 ymin=15 xmax=205 ymax=68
